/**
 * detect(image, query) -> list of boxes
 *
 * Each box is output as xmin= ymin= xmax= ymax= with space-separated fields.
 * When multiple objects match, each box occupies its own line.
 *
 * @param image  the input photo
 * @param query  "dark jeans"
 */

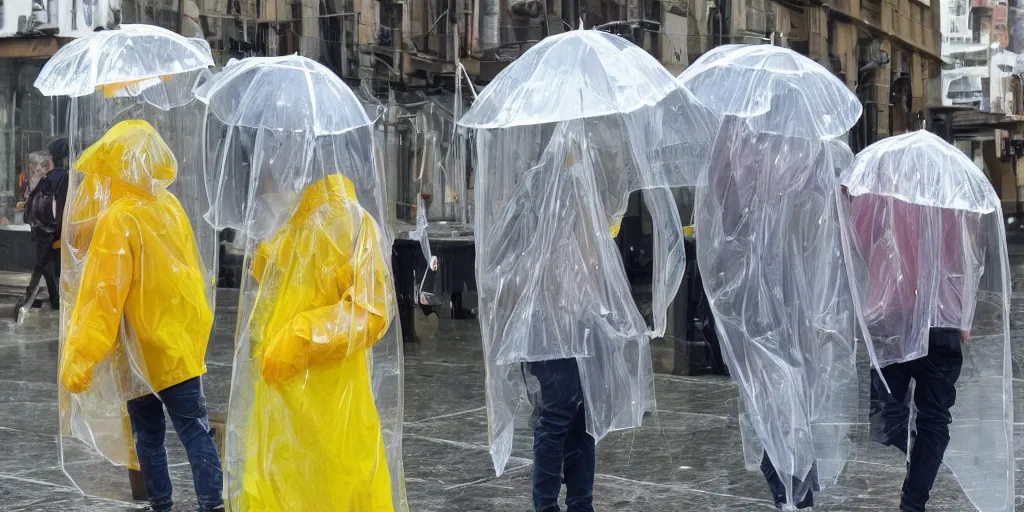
xmin=873 ymin=328 xmax=963 ymax=512
xmin=20 ymin=232 xmax=59 ymax=310
xmin=525 ymin=358 xmax=596 ymax=512
xmin=760 ymin=452 xmax=817 ymax=509
xmin=126 ymin=377 xmax=223 ymax=512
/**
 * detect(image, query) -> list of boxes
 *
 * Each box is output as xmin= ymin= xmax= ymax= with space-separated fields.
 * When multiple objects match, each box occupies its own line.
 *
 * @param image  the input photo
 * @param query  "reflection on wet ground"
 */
xmin=2 ymin=259 xmax=1024 ymax=511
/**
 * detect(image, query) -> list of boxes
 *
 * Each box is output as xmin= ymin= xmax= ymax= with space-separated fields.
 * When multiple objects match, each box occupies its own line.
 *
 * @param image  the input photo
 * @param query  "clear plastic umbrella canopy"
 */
xmin=34 ymin=26 xmax=216 ymax=500
xmin=196 ymin=55 xmax=407 ymax=511
xmin=459 ymin=29 xmax=718 ymax=475
xmin=194 ymin=55 xmax=371 ymax=136
xmin=35 ymin=24 xmax=214 ymax=110
xmin=838 ymin=130 xmax=1013 ymax=511
xmin=460 ymin=29 xmax=684 ymax=129
xmin=679 ymin=44 xmax=862 ymax=138
xmin=194 ymin=55 xmax=385 ymax=232
xmin=685 ymin=44 xmax=863 ymax=508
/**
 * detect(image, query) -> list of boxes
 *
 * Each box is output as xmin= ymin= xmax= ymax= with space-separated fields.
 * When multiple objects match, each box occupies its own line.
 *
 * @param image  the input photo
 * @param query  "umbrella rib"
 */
xmin=302 ymin=61 xmax=320 ymax=135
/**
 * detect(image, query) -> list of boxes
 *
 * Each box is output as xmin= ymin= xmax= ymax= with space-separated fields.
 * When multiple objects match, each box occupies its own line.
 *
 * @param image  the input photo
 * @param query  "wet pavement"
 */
xmin=1 ymin=261 xmax=1024 ymax=511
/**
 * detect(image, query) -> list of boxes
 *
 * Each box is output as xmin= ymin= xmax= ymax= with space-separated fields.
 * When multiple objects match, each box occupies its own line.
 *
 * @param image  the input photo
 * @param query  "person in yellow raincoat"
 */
xmin=234 ymin=172 xmax=396 ymax=511
xmin=57 ymin=120 xmax=224 ymax=512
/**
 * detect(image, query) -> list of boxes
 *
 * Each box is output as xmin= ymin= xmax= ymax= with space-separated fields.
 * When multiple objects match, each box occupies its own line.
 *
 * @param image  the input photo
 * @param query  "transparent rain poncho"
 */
xmin=680 ymin=44 xmax=863 ymax=507
xmin=33 ymin=25 xmax=216 ymax=499
xmin=195 ymin=55 xmax=407 ymax=511
xmin=458 ymin=30 xmax=718 ymax=475
xmin=838 ymin=130 xmax=1014 ymax=511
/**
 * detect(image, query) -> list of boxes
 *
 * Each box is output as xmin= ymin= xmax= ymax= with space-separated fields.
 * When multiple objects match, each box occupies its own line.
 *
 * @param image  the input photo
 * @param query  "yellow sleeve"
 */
xmin=59 ymin=209 xmax=134 ymax=393
xmin=261 ymin=214 xmax=394 ymax=384
xmin=251 ymin=236 xmax=277 ymax=285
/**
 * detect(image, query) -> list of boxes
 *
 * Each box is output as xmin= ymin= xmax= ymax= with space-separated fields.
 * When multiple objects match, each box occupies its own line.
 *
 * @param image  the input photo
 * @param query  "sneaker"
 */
xmin=12 ymin=301 xmax=27 ymax=324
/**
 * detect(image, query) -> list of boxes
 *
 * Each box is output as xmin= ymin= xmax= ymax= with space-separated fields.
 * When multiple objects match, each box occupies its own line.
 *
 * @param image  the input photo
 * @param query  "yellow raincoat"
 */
xmin=59 ymin=120 xmax=213 ymax=394
xmin=237 ymin=174 xmax=396 ymax=511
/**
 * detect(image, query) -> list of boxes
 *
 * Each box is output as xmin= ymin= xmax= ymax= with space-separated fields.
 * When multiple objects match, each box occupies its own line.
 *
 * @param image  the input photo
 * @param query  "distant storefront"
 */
xmin=0 ymin=57 xmax=67 ymax=228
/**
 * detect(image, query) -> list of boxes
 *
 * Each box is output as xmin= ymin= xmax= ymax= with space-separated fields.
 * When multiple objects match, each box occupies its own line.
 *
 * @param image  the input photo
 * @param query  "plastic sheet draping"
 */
xmin=197 ymin=55 xmax=407 ymax=511
xmin=56 ymin=119 xmax=214 ymax=498
xmin=679 ymin=44 xmax=862 ymax=138
xmin=683 ymin=44 xmax=863 ymax=508
xmin=460 ymin=30 xmax=717 ymax=475
xmin=34 ymin=24 xmax=214 ymax=108
xmin=695 ymin=115 xmax=859 ymax=506
xmin=48 ymin=71 xmax=217 ymax=496
xmin=838 ymin=130 xmax=1013 ymax=511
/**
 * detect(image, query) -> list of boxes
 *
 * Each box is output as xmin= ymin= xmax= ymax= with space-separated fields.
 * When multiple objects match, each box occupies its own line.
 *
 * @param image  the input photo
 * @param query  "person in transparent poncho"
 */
xmin=478 ymin=123 xmax=643 ymax=512
xmin=856 ymin=200 xmax=976 ymax=510
xmin=841 ymin=132 xmax=997 ymax=512
xmin=225 ymin=135 xmax=397 ymax=511
xmin=58 ymin=120 xmax=223 ymax=512
xmin=698 ymin=98 xmax=857 ymax=510
xmin=465 ymin=30 xmax=717 ymax=511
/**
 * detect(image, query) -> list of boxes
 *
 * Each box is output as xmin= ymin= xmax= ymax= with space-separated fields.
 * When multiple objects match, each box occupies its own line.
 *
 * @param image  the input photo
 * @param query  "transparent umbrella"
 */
xmin=681 ymin=44 xmax=863 ymax=509
xmin=35 ymin=24 xmax=213 ymax=110
xmin=33 ymin=24 xmax=216 ymax=501
xmin=195 ymin=55 xmax=407 ymax=511
xmin=459 ymin=29 xmax=718 ymax=475
xmin=680 ymin=44 xmax=861 ymax=138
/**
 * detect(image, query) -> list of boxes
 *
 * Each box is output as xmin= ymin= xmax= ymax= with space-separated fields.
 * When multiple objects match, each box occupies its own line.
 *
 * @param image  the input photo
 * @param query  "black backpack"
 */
xmin=24 ymin=178 xmax=58 ymax=234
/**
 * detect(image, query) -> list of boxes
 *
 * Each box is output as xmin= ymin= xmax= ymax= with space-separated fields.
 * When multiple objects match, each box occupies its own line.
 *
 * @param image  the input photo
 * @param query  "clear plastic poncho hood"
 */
xmin=459 ymin=29 xmax=718 ymax=475
xmin=687 ymin=44 xmax=863 ymax=507
xmin=197 ymin=55 xmax=407 ymax=511
xmin=838 ymin=130 xmax=1013 ymax=511
xmin=34 ymin=24 xmax=214 ymax=110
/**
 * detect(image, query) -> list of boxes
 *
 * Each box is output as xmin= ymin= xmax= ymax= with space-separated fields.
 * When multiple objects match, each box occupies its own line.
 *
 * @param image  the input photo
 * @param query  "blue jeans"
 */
xmin=525 ymin=358 xmax=596 ymax=512
xmin=873 ymin=328 xmax=963 ymax=512
xmin=126 ymin=376 xmax=224 ymax=512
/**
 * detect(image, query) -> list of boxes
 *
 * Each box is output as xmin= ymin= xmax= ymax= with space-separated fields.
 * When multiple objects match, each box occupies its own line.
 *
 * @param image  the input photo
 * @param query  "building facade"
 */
xmin=0 ymin=0 xmax=950 ymax=230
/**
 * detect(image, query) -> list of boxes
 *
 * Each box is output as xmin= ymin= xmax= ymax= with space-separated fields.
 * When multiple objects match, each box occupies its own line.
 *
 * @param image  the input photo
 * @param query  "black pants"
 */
xmin=21 ymin=233 xmax=60 ymax=309
xmin=760 ymin=452 xmax=817 ymax=509
xmin=873 ymin=328 xmax=963 ymax=512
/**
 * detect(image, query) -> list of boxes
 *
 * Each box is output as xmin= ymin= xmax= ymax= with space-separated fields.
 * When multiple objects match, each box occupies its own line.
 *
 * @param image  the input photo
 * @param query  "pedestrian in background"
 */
xmin=14 ymin=139 xmax=68 ymax=322
xmin=19 ymin=150 xmax=53 ymax=206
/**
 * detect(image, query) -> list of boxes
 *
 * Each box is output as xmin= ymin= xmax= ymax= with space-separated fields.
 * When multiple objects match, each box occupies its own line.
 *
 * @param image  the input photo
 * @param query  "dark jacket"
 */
xmin=25 ymin=168 xmax=69 ymax=239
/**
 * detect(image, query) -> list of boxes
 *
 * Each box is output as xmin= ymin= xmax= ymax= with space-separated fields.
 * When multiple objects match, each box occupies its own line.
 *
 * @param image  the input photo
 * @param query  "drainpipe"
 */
xmin=480 ymin=0 xmax=499 ymax=50
xmin=562 ymin=0 xmax=577 ymax=29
